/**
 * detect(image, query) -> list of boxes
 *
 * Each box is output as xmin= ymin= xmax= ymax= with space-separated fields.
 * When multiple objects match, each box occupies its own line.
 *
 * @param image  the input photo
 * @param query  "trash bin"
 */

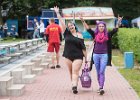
xmin=124 ymin=52 xmax=134 ymax=68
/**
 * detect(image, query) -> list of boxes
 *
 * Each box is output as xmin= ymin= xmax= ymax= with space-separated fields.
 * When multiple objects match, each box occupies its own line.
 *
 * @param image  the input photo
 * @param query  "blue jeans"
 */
xmin=93 ymin=53 xmax=108 ymax=89
xmin=11 ymin=31 xmax=16 ymax=38
xmin=0 ymin=30 xmax=4 ymax=38
xmin=33 ymin=29 xmax=40 ymax=38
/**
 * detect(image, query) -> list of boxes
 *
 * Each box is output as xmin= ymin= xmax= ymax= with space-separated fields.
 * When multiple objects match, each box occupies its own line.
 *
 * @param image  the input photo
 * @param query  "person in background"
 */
xmin=3 ymin=22 xmax=8 ymax=39
xmin=54 ymin=6 xmax=87 ymax=94
xmin=33 ymin=18 xmax=40 ymax=38
xmin=39 ymin=19 xmax=45 ymax=39
xmin=45 ymin=18 xmax=62 ymax=69
xmin=0 ymin=25 xmax=4 ymax=40
xmin=11 ymin=25 xmax=16 ymax=40
xmin=80 ymin=15 xmax=121 ymax=95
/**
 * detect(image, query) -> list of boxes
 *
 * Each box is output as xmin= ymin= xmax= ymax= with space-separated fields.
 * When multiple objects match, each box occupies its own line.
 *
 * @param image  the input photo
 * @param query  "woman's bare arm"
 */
xmin=79 ymin=15 xmax=90 ymax=29
xmin=82 ymin=49 xmax=87 ymax=63
xmin=54 ymin=6 xmax=66 ymax=32
xmin=115 ymin=14 xmax=123 ymax=28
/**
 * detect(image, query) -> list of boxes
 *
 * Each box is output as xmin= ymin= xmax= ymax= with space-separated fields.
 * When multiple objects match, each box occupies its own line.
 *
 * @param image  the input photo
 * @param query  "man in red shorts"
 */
xmin=45 ymin=18 xmax=62 ymax=69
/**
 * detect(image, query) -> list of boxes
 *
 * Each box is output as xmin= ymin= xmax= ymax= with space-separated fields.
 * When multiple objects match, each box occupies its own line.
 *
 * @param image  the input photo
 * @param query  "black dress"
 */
xmin=87 ymin=28 xmax=118 ymax=70
xmin=63 ymin=28 xmax=86 ymax=61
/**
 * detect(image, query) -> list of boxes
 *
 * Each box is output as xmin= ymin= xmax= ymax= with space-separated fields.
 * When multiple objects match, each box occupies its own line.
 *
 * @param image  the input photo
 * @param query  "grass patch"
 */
xmin=112 ymin=49 xmax=140 ymax=97
xmin=0 ymin=37 xmax=27 ymax=43
xmin=112 ymin=49 xmax=124 ymax=67
xmin=119 ymin=68 xmax=140 ymax=97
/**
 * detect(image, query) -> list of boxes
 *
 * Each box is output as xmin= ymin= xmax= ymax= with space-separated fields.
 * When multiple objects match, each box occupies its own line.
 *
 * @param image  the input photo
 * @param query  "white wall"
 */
xmin=103 ymin=19 xmax=115 ymax=28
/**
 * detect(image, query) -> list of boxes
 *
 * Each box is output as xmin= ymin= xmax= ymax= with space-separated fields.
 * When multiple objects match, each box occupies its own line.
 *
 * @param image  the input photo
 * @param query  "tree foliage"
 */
xmin=77 ymin=0 xmax=95 ymax=7
xmin=0 ymin=0 xmax=140 ymax=24
xmin=112 ymin=0 xmax=140 ymax=20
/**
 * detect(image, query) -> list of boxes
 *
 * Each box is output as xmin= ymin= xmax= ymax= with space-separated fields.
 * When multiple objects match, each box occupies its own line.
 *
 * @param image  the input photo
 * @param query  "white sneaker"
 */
xmin=97 ymin=89 xmax=100 ymax=93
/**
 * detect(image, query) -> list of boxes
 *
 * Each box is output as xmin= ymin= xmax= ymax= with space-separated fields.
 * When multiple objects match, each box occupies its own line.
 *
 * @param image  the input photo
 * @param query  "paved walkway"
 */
xmin=0 ymin=42 xmax=140 ymax=100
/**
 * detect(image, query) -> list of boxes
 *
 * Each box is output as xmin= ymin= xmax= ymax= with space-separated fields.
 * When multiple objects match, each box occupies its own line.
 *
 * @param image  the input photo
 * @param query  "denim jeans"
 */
xmin=0 ymin=30 xmax=4 ymax=38
xmin=3 ymin=30 xmax=7 ymax=38
xmin=11 ymin=30 xmax=16 ymax=38
xmin=33 ymin=29 xmax=40 ymax=38
xmin=93 ymin=53 xmax=108 ymax=89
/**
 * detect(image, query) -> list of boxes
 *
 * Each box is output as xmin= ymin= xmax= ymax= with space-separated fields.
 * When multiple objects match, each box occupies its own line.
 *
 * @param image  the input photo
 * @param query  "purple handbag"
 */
xmin=80 ymin=63 xmax=92 ymax=88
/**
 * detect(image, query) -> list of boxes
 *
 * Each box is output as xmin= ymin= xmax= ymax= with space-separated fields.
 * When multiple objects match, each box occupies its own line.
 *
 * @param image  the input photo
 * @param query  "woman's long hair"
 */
xmin=67 ymin=21 xmax=79 ymax=32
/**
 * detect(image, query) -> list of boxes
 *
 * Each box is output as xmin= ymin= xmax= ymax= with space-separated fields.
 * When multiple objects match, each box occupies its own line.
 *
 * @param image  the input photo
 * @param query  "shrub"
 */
xmin=117 ymin=28 xmax=140 ymax=62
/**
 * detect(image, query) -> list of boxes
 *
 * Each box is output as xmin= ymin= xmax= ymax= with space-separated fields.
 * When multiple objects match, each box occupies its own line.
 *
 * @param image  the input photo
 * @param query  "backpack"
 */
xmin=80 ymin=63 xmax=92 ymax=88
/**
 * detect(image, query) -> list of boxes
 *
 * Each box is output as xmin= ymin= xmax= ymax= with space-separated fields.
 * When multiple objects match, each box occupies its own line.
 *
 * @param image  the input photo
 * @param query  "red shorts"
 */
xmin=47 ymin=42 xmax=60 ymax=53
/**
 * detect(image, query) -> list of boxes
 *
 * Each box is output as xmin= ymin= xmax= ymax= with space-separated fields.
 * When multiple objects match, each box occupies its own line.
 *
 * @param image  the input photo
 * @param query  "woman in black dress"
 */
xmin=54 ymin=6 xmax=87 ymax=94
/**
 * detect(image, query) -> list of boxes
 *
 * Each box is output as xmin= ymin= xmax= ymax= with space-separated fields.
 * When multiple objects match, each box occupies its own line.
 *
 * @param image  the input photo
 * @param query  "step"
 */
xmin=2 ymin=72 xmax=11 ymax=77
xmin=22 ymin=74 xmax=36 ymax=84
xmin=11 ymin=68 xmax=25 ymax=84
xmin=32 ymin=68 xmax=43 ymax=75
xmin=38 ymin=44 xmax=45 ymax=48
xmin=37 ymin=55 xmax=46 ymax=63
xmin=31 ymin=58 xmax=42 ymax=67
xmin=42 ymin=53 xmax=51 ymax=58
xmin=7 ymin=84 xmax=25 ymax=96
xmin=40 ymin=63 xmax=49 ymax=69
xmin=0 ymin=77 xmax=13 ymax=96
xmin=45 ymin=58 xmax=51 ymax=63
xmin=31 ymin=46 xmax=38 ymax=51
xmin=42 ymin=52 xmax=50 ymax=56
xmin=22 ymin=62 xmax=35 ymax=74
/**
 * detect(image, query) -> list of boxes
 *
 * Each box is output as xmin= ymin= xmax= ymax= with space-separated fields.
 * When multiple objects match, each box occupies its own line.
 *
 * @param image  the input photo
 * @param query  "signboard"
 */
xmin=62 ymin=7 xmax=114 ymax=19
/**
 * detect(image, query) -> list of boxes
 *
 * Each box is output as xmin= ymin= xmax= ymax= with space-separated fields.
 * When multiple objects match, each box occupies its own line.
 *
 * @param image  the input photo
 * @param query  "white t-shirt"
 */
xmin=39 ymin=22 xmax=45 ymax=33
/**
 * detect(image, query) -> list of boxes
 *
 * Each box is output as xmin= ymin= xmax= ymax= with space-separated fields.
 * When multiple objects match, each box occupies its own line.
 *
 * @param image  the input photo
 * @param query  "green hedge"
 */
xmin=112 ymin=31 xmax=118 ymax=49
xmin=117 ymin=28 xmax=140 ymax=62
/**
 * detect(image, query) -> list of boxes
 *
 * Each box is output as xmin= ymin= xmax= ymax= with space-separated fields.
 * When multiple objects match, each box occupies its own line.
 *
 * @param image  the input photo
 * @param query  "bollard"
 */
xmin=124 ymin=52 xmax=134 ymax=68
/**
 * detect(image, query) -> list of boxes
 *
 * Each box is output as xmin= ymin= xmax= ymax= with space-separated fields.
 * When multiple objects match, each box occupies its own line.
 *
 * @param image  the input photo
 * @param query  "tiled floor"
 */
xmin=0 ymin=42 xmax=139 ymax=100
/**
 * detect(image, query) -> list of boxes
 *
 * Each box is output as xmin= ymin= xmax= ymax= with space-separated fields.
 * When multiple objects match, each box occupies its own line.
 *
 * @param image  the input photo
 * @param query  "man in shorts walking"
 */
xmin=45 ymin=18 xmax=62 ymax=69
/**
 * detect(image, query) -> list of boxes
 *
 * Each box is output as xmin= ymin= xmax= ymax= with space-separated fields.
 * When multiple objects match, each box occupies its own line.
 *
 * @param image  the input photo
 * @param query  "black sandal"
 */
xmin=72 ymin=86 xmax=78 ymax=94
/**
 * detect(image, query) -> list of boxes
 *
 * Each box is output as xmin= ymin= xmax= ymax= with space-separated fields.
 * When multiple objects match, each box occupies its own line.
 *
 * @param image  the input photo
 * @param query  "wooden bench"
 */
xmin=0 ymin=38 xmax=44 ymax=66
xmin=7 ymin=53 xmax=23 ymax=58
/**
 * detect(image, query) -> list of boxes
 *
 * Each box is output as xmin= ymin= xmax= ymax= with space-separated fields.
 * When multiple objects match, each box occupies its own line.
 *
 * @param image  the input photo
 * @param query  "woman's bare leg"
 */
xmin=65 ymin=58 xmax=72 ymax=80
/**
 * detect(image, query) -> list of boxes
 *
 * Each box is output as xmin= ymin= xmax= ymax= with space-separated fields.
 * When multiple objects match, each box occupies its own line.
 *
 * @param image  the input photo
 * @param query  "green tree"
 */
xmin=1 ymin=0 xmax=140 ymax=24
xmin=0 ymin=3 xmax=3 ymax=24
xmin=112 ymin=0 xmax=140 ymax=20
xmin=77 ymin=0 xmax=95 ymax=7
xmin=0 ymin=0 xmax=6 ymax=24
xmin=0 ymin=0 xmax=44 ymax=22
